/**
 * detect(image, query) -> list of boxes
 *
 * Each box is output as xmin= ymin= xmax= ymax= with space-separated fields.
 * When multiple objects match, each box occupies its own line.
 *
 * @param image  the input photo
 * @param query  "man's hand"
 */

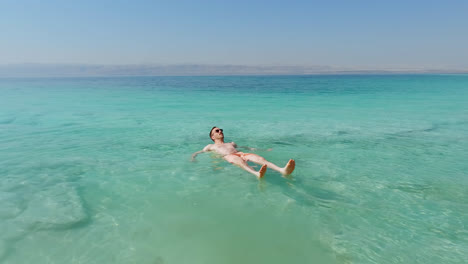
xmin=191 ymin=150 xmax=204 ymax=161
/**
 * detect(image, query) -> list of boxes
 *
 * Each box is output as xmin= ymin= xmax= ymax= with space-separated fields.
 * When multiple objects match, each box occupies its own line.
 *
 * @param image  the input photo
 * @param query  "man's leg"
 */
xmin=243 ymin=154 xmax=295 ymax=176
xmin=224 ymin=154 xmax=267 ymax=178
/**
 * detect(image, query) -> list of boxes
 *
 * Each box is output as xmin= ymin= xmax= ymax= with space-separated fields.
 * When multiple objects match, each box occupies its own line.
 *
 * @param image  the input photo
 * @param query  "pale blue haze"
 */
xmin=1 ymin=0 xmax=468 ymax=69
xmin=1 ymin=75 xmax=467 ymax=263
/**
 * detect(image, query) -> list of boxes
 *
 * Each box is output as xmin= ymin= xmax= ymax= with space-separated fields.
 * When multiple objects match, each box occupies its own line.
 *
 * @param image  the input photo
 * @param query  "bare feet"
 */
xmin=258 ymin=164 xmax=267 ymax=178
xmin=282 ymin=159 xmax=295 ymax=175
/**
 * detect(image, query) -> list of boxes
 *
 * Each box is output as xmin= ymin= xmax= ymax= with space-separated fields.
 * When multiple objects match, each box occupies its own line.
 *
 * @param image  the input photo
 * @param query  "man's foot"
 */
xmin=282 ymin=159 xmax=295 ymax=175
xmin=258 ymin=164 xmax=267 ymax=178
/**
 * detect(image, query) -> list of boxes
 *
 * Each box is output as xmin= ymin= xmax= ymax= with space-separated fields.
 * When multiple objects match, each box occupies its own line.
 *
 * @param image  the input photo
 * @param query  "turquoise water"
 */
xmin=1 ymin=75 xmax=467 ymax=263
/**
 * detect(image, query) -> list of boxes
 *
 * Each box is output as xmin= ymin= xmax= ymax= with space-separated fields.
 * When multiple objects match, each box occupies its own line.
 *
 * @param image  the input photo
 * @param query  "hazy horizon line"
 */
xmin=1 ymin=63 xmax=467 ymax=78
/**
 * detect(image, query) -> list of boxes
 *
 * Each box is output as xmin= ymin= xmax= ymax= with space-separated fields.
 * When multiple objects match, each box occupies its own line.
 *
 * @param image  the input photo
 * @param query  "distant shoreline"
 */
xmin=1 ymin=63 xmax=467 ymax=78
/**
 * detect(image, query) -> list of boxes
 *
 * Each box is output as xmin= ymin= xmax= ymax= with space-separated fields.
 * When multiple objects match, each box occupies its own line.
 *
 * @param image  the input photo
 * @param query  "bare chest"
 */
xmin=211 ymin=143 xmax=238 ymax=155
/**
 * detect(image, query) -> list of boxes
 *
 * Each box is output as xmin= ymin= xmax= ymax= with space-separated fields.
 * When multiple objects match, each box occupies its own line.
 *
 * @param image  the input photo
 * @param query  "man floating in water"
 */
xmin=191 ymin=127 xmax=295 ymax=178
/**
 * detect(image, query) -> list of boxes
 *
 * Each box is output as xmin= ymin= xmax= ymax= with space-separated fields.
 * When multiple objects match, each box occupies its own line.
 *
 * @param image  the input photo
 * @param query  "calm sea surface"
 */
xmin=1 ymin=75 xmax=467 ymax=264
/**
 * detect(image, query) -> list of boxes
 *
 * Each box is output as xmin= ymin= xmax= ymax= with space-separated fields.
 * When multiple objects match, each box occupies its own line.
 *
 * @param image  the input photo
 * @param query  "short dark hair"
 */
xmin=209 ymin=126 xmax=217 ymax=141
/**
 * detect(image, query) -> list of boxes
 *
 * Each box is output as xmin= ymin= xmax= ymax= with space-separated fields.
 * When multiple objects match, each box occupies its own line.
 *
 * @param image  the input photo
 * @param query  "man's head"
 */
xmin=210 ymin=126 xmax=224 ymax=142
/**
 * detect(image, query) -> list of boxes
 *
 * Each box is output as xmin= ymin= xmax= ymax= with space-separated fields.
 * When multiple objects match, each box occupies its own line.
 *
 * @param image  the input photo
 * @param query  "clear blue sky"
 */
xmin=1 ymin=0 xmax=467 ymax=69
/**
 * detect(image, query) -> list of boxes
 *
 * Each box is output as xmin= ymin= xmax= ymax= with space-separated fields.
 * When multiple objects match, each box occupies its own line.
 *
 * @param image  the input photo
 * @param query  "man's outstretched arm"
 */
xmin=238 ymin=145 xmax=272 ymax=152
xmin=191 ymin=145 xmax=211 ymax=161
xmin=191 ymin=150 xmax=205 ymax=161
xmin=231 ymin=142 xmax=260 ymax=152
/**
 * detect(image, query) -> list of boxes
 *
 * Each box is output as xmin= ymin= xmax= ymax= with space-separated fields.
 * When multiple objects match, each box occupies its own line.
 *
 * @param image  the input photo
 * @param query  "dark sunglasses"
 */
xmin=215 ymin=129 xmax=223 ymax=133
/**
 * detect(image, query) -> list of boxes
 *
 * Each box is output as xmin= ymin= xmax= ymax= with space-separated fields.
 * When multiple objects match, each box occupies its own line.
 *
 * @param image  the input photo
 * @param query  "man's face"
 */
xmin=211 ymin=127 xmax=224 ymax=141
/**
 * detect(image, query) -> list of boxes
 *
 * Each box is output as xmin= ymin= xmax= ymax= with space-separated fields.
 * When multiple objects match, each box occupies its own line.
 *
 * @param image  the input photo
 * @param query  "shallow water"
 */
xmin=1 ymin=75 xmax=467 ymax=263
